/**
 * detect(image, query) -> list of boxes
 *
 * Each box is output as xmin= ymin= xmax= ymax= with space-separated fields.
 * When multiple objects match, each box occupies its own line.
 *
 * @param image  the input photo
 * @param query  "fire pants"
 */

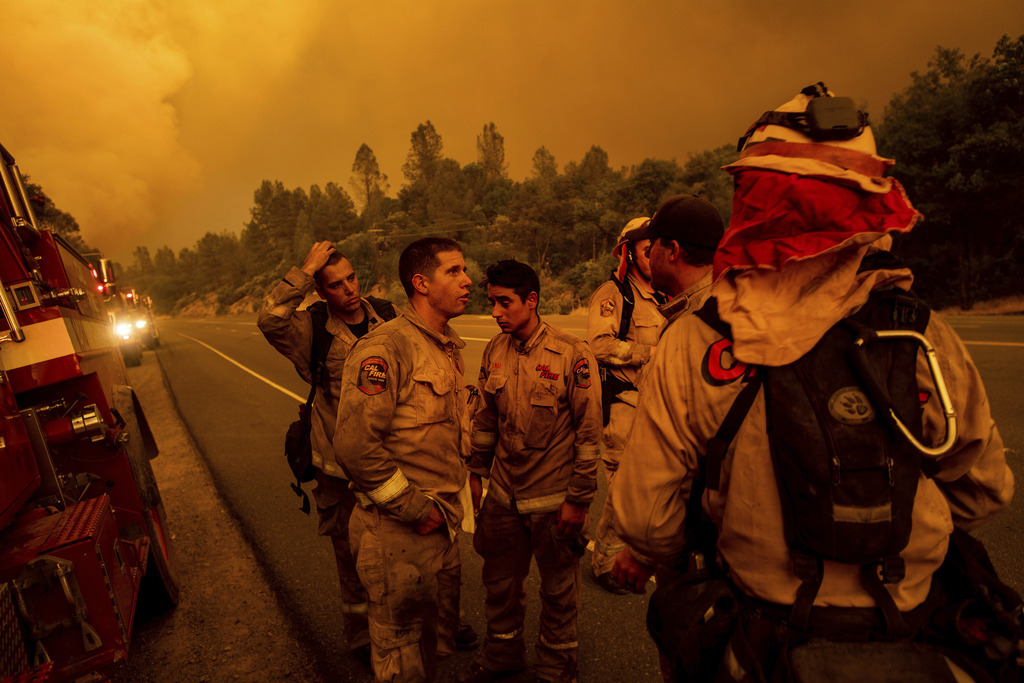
xmin=314 ymin=471 xmax=370 ymax=649
xmin=590 ymin=401 xmax=634 ymax=576
xmin=472 ymin=496 xmax=582 ymax=681
xmin=349 ymin=505 xmax=461 ymax=683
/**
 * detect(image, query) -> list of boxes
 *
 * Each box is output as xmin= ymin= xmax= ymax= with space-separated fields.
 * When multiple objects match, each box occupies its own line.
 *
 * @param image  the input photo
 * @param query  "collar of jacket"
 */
xmin=325 ymin=297 xmax=385 ymax=339
xmin=401 ymin=304 xmax=466 ymax=350
xmin=625 ymin=272 xmax=662 ymax=304
xmin=510 ymin=318 xmax=549 ymax=354
xmin=658 ymin=271 xmax=713 ymax=323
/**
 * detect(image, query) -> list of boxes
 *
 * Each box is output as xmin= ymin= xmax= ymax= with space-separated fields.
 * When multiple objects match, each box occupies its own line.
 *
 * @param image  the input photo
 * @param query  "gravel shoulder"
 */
xmin=106 ymin=351 xmax=320 ymax=682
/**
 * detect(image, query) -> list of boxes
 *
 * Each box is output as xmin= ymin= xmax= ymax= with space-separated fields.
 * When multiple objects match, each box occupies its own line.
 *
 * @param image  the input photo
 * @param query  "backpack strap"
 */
xmin=613 ymin=274 xmax=636 ymax=342
xmin=367 ymin=296 xmax=399 ymax=322
xmin=308 ymin=301 xmax=333 ymax=395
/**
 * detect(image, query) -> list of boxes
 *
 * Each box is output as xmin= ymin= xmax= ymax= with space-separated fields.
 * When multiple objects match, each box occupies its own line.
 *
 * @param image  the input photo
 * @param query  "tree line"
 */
xmin=38 ymin=35 xmax=1024 ymax=314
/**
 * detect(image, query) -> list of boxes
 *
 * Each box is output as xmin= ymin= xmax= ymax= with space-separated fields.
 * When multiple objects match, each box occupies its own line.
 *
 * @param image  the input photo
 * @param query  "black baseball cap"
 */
xmin=631 ymin=194 xmax=725 ymax=250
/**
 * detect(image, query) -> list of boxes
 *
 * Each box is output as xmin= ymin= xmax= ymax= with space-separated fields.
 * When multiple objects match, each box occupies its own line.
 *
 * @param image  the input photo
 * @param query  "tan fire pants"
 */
xmin=349 ymin=504 xmax=461 ymax=682
xmin=590 ymin=401 xmax=634 ymax=576
xmin=472 ymin=496 xmax=582 ymax=681
xmin=314 ymin=471 xmax=370 ymax=649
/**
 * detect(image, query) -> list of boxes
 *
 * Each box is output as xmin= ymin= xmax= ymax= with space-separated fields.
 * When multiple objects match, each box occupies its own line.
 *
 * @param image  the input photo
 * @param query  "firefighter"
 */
xmin=611 ymin=85 xmax=1014 ymax=681
xmin=459 ymin=260 xmax=602 ymax=683
xmin=333 ymin=237 xmax=473 ymax=683
xmin=586 ymin=217 xmax=666 ymax=593
xmin=257 ymin=240 xmax=394 ymax=663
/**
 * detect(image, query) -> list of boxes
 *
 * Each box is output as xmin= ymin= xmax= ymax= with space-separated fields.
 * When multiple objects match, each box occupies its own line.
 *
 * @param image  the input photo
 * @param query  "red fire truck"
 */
xmin=0 ymin=143 xmax=178 ymax=680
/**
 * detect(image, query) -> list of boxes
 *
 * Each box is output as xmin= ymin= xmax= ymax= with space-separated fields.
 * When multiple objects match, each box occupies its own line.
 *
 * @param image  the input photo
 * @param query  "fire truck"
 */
xmin=0 ymin=143 xmax=178 ymax=680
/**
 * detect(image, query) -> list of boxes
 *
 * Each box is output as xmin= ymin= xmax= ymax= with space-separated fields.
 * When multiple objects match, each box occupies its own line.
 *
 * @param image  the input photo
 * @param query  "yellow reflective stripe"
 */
xmin=354 ymin=491 xmax=373 ymax=507
xmin=834 ymin=504 xmax=891 ymax=524
xmin=486 ymin=483 xmax=513 ymax=509
xmin=575 ymin=444 xmax=602 ymax=460
xmin=593 ymin=539 xmax=625 ymax=554
xmin=490 ymin=627 xmax=523 ymax=640
xmin=471 ymin=430 xmax=498 ymax=448
xmin=539 ymin=634 xmax=578 ymax=650
xmin=342 ymin=602 xmax=368 ymax=615
xmin=515 ymin=492 xmax=565 ymax=514
xmin=368 ymin=470 xmax=410 ymax=505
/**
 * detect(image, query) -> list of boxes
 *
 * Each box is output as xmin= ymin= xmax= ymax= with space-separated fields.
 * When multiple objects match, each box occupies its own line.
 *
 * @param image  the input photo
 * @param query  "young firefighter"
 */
xmin=586 ymin=217 xmax=666 ymax=593
xmin=459 ymin=260 xmax=602 ymax=683
xmin=257 ymin=240 xmax=397 ymax=665
xmin=333 ymin=237 xmax=475 ymax=683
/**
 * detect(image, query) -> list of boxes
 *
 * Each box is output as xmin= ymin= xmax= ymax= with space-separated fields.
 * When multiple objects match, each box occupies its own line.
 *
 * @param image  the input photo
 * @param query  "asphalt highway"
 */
xmin=153 ymin=311 xmax=1024 ymax=682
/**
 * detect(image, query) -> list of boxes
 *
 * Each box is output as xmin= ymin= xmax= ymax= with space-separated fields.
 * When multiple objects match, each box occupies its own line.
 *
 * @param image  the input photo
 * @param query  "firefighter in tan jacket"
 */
xmin=257 ymin=241 xmax=395 ymax=660
xmin=612 ymin=88 xmax=1014 ymax=681
xmin=586 ymin=218 xmax=666 ymax=592
xmin=460 ymin=260 xmax=602 ymax=683
xmin=334 ymin=237 xmax=472 ymax=683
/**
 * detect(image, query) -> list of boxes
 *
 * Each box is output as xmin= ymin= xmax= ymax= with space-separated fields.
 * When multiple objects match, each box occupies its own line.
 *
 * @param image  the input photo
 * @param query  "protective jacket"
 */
xmin=612 ymin=260 xmax=1013 ymax=612
xmin=587 ymin=273 xmax=664 ymax=404
xmin=257 ymin=266 xmax=393 ymax=478
xmin=333 ymin=305 xmax=468 ymax=535
xmin=468 ymin=321 xmax=603 ymax=512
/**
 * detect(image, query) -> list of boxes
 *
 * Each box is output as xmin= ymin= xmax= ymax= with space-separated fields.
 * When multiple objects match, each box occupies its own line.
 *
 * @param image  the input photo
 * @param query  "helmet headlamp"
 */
xmin=736 ymin=83 xmax=869 ymax=152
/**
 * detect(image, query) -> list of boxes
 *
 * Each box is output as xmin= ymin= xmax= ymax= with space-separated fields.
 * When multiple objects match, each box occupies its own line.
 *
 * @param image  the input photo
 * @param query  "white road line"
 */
xmin=177 ymin=332 xmax=305 ymax=402
xmin=964 ymin=341 xmax=1024 ymax=348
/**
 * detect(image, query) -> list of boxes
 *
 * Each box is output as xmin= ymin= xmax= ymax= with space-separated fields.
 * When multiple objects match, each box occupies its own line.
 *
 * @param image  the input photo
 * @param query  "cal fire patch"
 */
xmin=599 ymin=298 xmax=615 ymax=317
xmin=358 ymin=356 xmax=388 ymax=395
xmin=573 ymin=359 xmax=592 ymax=389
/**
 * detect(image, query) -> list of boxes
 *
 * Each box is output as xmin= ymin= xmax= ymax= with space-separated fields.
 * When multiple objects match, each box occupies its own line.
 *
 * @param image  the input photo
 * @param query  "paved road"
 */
xmin=154 ymin=312 xmax=658 ymax=682
xmin=153 ymin=312 xmax=1024 ymax=681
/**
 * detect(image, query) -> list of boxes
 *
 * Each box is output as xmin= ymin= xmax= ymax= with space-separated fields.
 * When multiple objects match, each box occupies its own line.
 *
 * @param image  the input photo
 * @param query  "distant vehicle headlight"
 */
xmin=135 ymin=319 xmax=147 ymax=329
xmin=116 ymin=323 xmax=133 ymax=336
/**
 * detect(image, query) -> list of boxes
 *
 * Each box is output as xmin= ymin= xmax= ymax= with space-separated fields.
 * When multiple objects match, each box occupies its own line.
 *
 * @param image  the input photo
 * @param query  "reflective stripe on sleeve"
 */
xmin=341 ymin=602 xmax=368 ymax=615
xmin=471 ymin=430 xmax=498 ymax=448
xmin=486 ymin=482 xmax=513 ymax=509
xmin=368 ymin=470 xmax=410 ymax=505
xmin=574 ymin=444 xmax=602 ymax=460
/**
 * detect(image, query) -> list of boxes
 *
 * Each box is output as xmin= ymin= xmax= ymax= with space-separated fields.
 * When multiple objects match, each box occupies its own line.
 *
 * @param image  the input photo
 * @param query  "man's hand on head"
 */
xmin=301 ymin=241 xmax=335 ymax=277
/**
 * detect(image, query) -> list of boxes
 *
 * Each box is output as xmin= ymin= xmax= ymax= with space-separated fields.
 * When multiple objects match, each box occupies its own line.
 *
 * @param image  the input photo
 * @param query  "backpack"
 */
xmin=696 ymin=282 xmax=932 ymax=634
xmin=284 ymin=297 xmax=397 ymax=514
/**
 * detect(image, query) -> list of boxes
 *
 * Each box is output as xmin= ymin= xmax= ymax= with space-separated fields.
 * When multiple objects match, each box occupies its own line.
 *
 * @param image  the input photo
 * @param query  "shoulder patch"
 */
xmin=600 ymin=298 xmax=616 ymax=317
xmin=358 ymin=356 xmax=388 ymax=395
xmin=572 ymin=358 xmax=592 ymax=389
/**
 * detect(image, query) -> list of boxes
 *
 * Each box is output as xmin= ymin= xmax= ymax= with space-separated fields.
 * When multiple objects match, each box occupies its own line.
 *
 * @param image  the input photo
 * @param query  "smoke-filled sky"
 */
xmin=2 ymin=1 xmax=1022 ymax=263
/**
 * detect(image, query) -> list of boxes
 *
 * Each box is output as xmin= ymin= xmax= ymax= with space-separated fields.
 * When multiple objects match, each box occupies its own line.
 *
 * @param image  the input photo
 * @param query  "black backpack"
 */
xmin=695 ymin=279 xmax=932 ymax=635
xmin=284 ymin=297 xmax=397 ymax=513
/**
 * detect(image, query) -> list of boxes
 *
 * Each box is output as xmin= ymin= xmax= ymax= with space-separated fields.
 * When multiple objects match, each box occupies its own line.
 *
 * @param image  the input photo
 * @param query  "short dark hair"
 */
xmin=657 ymin=236 xmax=715 ymax=267
xmin=398 ymin=237 xmax=463 ymax=297
xmin=481 ymin=259 xmax=540 ymax=304
xmin=314 ymin=249 xmax=350 ymax=288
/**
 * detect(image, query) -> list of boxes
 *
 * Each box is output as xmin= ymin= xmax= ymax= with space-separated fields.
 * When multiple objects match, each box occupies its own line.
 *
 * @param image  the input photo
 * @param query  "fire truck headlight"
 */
xmin=135 ymin=319 xmax=147 ymax=329
xmin=116 ymin=323 xmax=132 ymax=336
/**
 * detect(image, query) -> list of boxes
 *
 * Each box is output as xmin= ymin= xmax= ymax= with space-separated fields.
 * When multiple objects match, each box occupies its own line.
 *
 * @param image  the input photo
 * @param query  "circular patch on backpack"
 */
xmin=828 ymin=387 xmax=876 ymax=424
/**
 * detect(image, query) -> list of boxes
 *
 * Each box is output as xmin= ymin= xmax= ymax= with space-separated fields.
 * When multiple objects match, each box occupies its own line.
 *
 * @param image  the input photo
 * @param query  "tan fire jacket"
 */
xmin=613 ymin=277 xmax=1013 ymax=612
xmin=468 ymin=321 xmax=603 ymax=513
xmin=587 ymin=273 xmax=664 ymax=402
xmin=257 ymin=266 xmax=394 ymax=478
xmin=333 ymin=305 xmax=468 ymax=536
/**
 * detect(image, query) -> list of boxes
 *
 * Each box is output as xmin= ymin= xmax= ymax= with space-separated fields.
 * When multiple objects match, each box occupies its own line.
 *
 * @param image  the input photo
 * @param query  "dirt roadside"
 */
xmin=106 ymin=352 xmax=320 ymax=682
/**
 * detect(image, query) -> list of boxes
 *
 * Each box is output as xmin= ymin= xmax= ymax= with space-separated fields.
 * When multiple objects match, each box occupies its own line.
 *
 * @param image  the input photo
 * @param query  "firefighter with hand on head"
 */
xmin=586 ymin=218 xmax=667 ymax=594
xmin=257 ymin=240 xmax=398 ymax=665
xmin=333 ymin=237 xmax=478 ymax=683
xmin=611 ymin=84 xmax=1014 ymax=681
xmin=459 ymin=260 xmax=602 ymax=683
